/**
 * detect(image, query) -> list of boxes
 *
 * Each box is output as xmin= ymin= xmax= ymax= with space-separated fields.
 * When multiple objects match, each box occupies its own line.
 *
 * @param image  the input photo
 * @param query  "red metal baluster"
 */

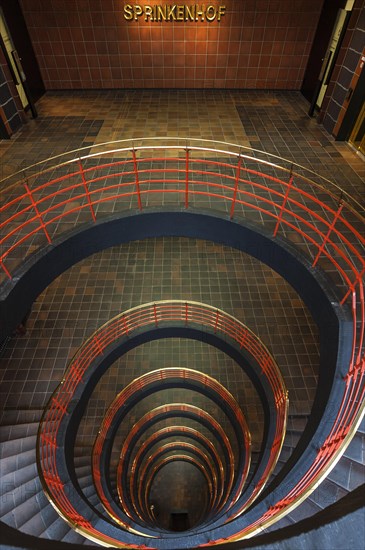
xmin=230 ymin=155 xmax=242 ymax=219
xmin=0 ymin=258 xmax=12 ymax=279
xmin=185 ymin=148 xmax=189 ymax=209
xmin=24 ymin=182 xmax=52 ymax=243
xmin=312 ymin=198 xmax=344 ymax=267
xmin=78 ymin=159 xmax=96 ymax=221
xmin=122 ymin=314 xmax=130 ymax=335
xmin=273 ymin=167 xmax=294 ymax=237
xmin=214 ymin=309 xmax=220 ymax=333
xmin=93 ymin=334 xmax=104 ymax=355
xmin=132 ymin=149 xmax=142 ymax=211
xmin=341 ymin=268 xmax=364 ymax=306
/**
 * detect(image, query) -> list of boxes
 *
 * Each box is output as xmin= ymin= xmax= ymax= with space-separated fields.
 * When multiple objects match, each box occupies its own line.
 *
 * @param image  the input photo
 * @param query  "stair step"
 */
xmin=82 ymin=538 xmax=99 ymax=545
xmin=1 ymin=487 xmax=46 ymax=529
xmin=343 ymin=430 xmax=364 ymax=465
xmin=80 ymin=482 xmax=96 ymax=498
xmin=308 ymin=477 xmax=348 ymax=510
xmin=74 ymin=446 xmax=93 ymax=457
xmin=19 ymin=494 xmax=61 ymax=538
xmin=77 ymin=473 xmax=94 ymax=490
xmin=327 ymin=454 xmax=365 ymax=491
xmin=40 ymin=515 xmax=70 ymax=540
xmin=0 ymin=410 xmax=43 ymax=427
xmin=0 ymin=422 xmax=39 ymax=442
xmin=74 ymin=454 xmax=91 ymax=468
xmin=1 ymin=462 xmax=38 ymax=497
xmin=35 ymin=495 xmax=60 ymax=532
xmin=285 ymin=494 xmax=322 ymax=522
xmin=62 ymin=527 xmax=87 ymax=544
xmin=0 ymin=434 xmax=37 ymax=459
xmin=357 ymin=417 xmax=365 ymax=435
xmin=75 ymin=464 xmax=91 ymax=479
xmin=287 ymin=415 xmax=308 ymax=431
xmin=0 ymin=476 xmax=42 ymax=518
xmin=0 ymin=447 xmax=36 ymax=476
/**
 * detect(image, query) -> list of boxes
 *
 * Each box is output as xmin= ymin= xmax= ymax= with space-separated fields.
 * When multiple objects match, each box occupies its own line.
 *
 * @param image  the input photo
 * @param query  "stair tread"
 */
xmin=0 ymin=435 xmax=37 ymax=458
xmin=1 ymin=461 xmax=38 ymax=486
xmin=0 ymin=423 xmax=39 ymax=442
xmin=62 ymin=527 xmax=87 ymax=543
xmin=0 ymin=448 xmax=36 ymax=476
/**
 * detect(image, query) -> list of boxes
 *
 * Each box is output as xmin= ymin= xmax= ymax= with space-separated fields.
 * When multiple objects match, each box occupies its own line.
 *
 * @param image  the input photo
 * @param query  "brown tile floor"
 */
xmin=0 ymin=90 xmax=363 ymax=530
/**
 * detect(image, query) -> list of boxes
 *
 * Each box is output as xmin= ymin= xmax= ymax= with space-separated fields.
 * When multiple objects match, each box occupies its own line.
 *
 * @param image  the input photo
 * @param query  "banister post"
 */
xmin=78 ymin=159 xmax=96 ymax=222
xmin=230 ymin=154 xmax=242 ymax=219
xmin=273 ymin=165 xmax=294 ymax=237
xmin=185 ymin=147 xmax=189 ymax=209
xmin=23 ymin=177 xmax=52 ymax=244
xmin=312 ymin=196 xmax=344 ymax=268
xmin=132 ymin=148 xmax=142 ymax=211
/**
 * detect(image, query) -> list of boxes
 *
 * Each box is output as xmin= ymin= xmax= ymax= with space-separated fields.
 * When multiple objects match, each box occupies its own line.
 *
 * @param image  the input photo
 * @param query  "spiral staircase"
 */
xmin=0 ymin=139 xmax=364 ymax=549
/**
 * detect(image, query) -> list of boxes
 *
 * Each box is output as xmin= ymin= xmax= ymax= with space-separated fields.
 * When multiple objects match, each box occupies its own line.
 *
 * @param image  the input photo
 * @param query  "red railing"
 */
xmin=117 ymin=404 xmax=236 ymax=523
xmin=38 ymin=300 xmax=287 ymax=545
xmin=92 ymin=367 xmax=251 ymax=527
xmin=136 ymin=442 xmax=218 ymax=521
xmin=2 ymin=140 xmax=363 ymax=366
xmin=124 ymin=426 xmax=226 ymax=521
xmin=26 ymin=138 xmax=364 ymax=546
xmin=143 ymin=454 xmax=214 ymax=522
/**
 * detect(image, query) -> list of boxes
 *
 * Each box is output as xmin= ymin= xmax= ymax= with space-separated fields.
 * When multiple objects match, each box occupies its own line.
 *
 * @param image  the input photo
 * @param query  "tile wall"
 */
xmin=19 ymin=0 xmax=324 ymax=90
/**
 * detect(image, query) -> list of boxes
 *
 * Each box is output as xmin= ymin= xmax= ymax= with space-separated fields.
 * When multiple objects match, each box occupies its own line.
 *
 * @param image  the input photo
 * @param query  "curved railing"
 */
xmin=125 ymin=426 xmax=226 ymax=520
xmin=1 ymin=139 xmax=363 ymax=378
xmin=144 ymin=454 xmax=214 ymax=523
xmin=135 ymin=442 xmax=218 ymax=521
xmin=37 ymin=300 xmax=287 ymax=546
xmin=92 ymin=367 xmax=251 ymax=530
xmin=10 ymin=137 xmax=360 ymax=546
xmin=118 ymin=405 xmax=236 ymax=525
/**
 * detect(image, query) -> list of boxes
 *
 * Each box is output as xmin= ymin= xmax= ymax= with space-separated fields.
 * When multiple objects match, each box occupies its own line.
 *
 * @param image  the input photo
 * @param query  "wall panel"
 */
xmin=19 ymin=0 xmax=324 ymax=90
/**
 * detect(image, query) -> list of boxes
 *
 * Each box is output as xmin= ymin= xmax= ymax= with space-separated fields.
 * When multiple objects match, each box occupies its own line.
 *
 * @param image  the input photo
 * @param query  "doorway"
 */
xmin=315 ymin=7 xmax=350 ymax=110
xmin=348 ymin=101 xmax=365 ymax=156
xmin=0 ymin=8 xmax=28 ymax=109
xmin=302 ymin=0 xmax=354 ymax=117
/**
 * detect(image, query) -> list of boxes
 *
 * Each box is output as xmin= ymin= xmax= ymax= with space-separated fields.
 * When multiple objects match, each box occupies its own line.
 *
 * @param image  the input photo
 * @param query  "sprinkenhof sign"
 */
xmin=123 ymin=4 xmax=227 ymax=22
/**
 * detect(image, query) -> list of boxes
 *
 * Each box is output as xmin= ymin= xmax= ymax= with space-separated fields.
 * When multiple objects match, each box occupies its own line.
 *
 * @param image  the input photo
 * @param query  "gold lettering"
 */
xmin=206 ymin=5 xmax=216 ymax=21
xmin=167 ymin=5 xmax=177 ymax=21
xmin=157 ymin=5 xmax=167 ymax=21
xmin=176 ymin=5 xmax=184 ymax=21
xmin=124 ymin=4 xmax=133 ymax=20
xmin=185 ymin=5 xmax=195 ymax=21
xmin=123 ymin=4 xmax=227 ymax=23
xmin=217 ymin=5 xmax=226 ymax=21
xmin=196 ymin=4 xmax=205 ymax=21
xmin=144 ymin=5 xmax=153 ymax=21
xmin=134 ymin=4 xmax=143 ymax=20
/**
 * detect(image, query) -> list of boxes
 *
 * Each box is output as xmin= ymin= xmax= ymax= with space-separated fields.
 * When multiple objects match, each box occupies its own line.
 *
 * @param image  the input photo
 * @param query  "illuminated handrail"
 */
xmin=92 ymin=367 xmax=251 ymax=529
xmin=2 ymin=141 xmax=363 ymax=378
xmin=135 ymin=442 xmax=219 ymax=521
xmin=143 ymin=454 xmax=214 ymax=524
xmin=119 ymin=403 xmax=237 ymax=527
xmin=27 ymin=139 xmax=364 ymax=547
xmin=38 ymin=300 xmax=287 ymax=545
xmin=124 ymin=426 xmax=226 ymax=521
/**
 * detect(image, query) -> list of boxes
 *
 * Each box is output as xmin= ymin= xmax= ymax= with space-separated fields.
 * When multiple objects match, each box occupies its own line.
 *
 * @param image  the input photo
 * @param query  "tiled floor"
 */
xmin=0 ymin=90 xmax=363 ymax=530
xmin=1 ymin=90 xmax=363 ymax=199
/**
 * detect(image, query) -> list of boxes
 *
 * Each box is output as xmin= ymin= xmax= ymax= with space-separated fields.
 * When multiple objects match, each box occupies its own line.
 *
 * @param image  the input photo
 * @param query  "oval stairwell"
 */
xmin=0 ymin=140 xmax=364 ymax=549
